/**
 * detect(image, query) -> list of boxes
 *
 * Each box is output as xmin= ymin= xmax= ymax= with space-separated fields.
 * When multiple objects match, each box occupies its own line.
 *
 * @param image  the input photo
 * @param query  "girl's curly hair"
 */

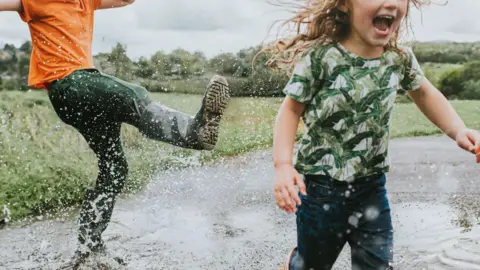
xmin=258 ymin=0 xmax=436 ymax=73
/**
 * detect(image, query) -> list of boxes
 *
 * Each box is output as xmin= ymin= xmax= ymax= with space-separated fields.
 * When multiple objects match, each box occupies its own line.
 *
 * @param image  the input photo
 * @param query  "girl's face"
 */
xmin=340 ymin=0 xmax=408 ymax=50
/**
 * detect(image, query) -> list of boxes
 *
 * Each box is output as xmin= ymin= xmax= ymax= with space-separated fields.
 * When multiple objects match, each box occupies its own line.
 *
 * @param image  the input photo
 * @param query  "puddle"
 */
xmin=1 ymin=137 xmax=480 ymax=269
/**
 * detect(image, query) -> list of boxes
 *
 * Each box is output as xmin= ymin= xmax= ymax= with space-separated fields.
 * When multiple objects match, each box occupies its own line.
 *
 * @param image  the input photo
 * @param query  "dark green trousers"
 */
xmin=47 ymin=69 xmax=204 ymax=252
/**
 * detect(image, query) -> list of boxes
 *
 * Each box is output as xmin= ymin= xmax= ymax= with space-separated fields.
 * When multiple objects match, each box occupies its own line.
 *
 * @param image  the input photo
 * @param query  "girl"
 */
xmin=260 ymin=0 xmax=480 ymax=269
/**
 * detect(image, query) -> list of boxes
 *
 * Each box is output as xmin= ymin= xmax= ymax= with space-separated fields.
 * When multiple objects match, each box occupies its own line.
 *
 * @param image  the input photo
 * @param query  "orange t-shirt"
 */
xmin=18 ymin=0 xmax=101 ymax=89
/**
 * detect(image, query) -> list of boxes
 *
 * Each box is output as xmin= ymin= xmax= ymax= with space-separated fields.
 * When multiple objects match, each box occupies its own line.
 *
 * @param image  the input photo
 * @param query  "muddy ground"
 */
xmin=2 ymin=135 xmax=480 ymax=269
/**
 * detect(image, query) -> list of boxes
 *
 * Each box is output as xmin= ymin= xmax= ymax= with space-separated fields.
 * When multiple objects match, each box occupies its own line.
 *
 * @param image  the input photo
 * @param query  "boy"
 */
xmin=0 ymin=0 xmax=230 ymax=267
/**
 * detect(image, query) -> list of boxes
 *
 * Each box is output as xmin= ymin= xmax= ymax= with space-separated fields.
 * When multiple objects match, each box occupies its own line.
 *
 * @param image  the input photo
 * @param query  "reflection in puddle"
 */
xmin=392 ymin=202 xmax=480 ymax=269
xmin=5 ymin=200 xmax=479 ymax=270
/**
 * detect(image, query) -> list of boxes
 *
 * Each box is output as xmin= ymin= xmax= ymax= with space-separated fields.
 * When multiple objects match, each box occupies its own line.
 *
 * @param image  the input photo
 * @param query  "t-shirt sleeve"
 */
xmin=400 ymin=47 xmax=425 ymax=91
xmin=283 ymin=52 xmax=320 ymax=104
xmin=18 ymin=0 xmax=32 ymax=22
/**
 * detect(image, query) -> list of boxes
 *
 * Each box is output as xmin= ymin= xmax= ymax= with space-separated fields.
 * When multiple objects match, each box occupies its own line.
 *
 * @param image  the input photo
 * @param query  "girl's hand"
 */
xmin=455 ymin=128 xmax=480 ymax=163
xmin=273 ymin=164 xmax=307 ymax=213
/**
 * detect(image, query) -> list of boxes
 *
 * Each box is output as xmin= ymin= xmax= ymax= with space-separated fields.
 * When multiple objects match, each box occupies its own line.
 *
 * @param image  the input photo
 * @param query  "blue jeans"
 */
xmin=290 ymin=173 xmax=393 ymax=270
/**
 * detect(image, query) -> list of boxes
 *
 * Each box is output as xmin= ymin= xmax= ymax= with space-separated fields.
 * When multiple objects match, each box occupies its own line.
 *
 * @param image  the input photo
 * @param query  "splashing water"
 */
xmin=2 ymin=204 xmax=11 ymax=222
xmin=348 ymin=212 xmax=362 ymax=227
xmin=1 ymin=205 xmax=11 ymax=229
xmin=364 ymin=206 xmax=380 ymax=221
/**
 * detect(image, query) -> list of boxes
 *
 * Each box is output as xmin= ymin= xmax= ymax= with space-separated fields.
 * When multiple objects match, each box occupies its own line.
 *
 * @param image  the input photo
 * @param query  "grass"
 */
xmin=390 ymin=100 xmax=480 ymax=138
xmin=421 ymin=62 xmax=463 ymax=87
xmin=1 ymin=90 xmax=480 ymax=223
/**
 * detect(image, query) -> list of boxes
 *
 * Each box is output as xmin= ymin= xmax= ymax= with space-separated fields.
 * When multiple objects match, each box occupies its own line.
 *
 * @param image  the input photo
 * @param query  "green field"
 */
xmin=420 ymin=62 xmax=463 ymax=87
xmin=1 ymin=91 xmax=479 ymax=222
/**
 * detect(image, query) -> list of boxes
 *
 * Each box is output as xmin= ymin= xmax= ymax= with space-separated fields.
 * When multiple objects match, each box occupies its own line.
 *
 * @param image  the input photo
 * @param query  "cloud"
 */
xmin=0 ymin=0 xmax=478 ymax=59
xmin=408 ymin=0 xmax=480 ymax=40
xmin=91 ymin=0 xmax=286 ymax=58
xmin=132 ymin=0 xmax=253 ymax=31
xmin=0 ymin=13 xmax=30 ymax=44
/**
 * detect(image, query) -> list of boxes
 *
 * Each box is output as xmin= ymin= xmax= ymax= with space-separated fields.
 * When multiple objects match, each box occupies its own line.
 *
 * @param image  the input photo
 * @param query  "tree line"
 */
xmin=1 ymin=40 xmax=480 ymax=99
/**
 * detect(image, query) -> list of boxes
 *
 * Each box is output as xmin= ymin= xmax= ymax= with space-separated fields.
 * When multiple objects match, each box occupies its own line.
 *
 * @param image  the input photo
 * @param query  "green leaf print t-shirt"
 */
xmin=284 ymin=43 xmax=425 ymax=182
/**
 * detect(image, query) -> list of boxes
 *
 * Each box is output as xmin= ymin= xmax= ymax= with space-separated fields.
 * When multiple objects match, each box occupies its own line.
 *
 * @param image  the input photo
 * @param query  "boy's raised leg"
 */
xmin=49 ymin=70 xmax=230 ymax=151
xmin=136 ymin=75 xmax=230 ymax=150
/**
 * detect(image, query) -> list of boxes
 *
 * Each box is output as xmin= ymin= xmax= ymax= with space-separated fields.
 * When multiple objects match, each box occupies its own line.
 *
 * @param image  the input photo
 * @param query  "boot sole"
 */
xmin=199 ymin=75 xmax=230 ymax=150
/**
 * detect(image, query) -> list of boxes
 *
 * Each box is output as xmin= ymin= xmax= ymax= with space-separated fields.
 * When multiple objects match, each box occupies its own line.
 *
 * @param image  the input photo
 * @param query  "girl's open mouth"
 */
xmin=373 ymin=15 xmax=395 ymax=36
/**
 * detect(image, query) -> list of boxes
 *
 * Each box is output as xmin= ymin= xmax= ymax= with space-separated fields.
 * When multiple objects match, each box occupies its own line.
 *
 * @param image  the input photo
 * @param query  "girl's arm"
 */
xmin=0 ymin=0 xmax=22 ymax=11
xmin=273 ymin=96 xmax=307 ymax=213
xmin=273 ymin=96 xmax=305 ymax=167
xmin=408 ymin=78 xmax=480 ymax=154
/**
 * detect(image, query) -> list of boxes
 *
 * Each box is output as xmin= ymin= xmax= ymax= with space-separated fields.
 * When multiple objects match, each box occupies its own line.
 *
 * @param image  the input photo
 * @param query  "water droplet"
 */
xmin=348 ymin=215 xmax=359 ymax=227
xmin=365 ymin=206 xmax=380 ymax=221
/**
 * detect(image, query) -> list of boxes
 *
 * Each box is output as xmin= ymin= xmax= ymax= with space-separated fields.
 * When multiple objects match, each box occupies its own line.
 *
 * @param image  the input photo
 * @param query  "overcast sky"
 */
xmin=0 ymin=0 xmax=478 ymax=59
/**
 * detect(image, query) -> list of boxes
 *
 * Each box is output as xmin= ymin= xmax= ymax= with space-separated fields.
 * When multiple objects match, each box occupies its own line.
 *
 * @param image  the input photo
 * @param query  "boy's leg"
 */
xmin=347 ymin=174 xmax=394 ymax=270
xmin=58 ymin=69 xmax=229 ymax=150
xmin=291 ymin=176 xmax=348 ymax=270
xmin=135 ymin=75 xmax=230 ymax=150
xmin=48 ymin=83 xmax=128 ymax=266
xmin=63 ymin=124 xmax=128 ymax=268
xmin=75 ymin=124 xmax=126 ymax=252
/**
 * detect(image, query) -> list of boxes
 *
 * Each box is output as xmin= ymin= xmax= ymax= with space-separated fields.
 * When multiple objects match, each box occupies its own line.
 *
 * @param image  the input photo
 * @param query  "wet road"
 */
xmin=2 ymin=135 xmax=480 ymax=269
